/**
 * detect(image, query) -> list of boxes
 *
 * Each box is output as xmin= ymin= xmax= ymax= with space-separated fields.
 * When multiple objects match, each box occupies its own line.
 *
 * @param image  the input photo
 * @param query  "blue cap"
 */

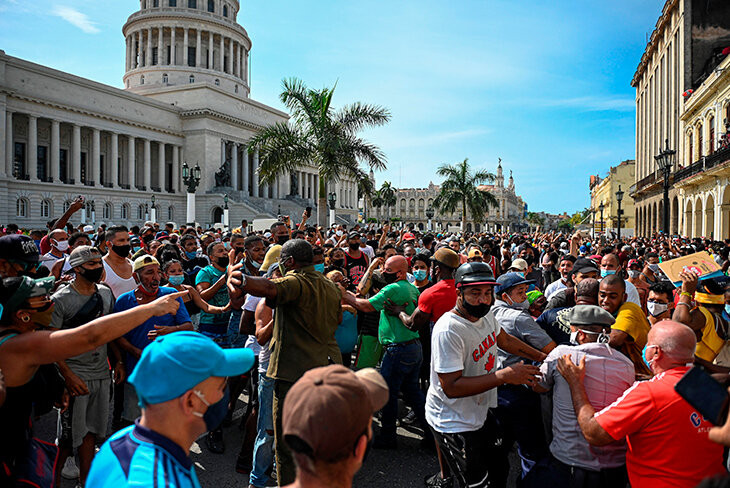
xmin=579 ymin=245 xmax=587 ymax=253
xmin=495 ymin=272 xmax=535 ymax=295
xmin=129 ymin=331 xmax=255 ymax=406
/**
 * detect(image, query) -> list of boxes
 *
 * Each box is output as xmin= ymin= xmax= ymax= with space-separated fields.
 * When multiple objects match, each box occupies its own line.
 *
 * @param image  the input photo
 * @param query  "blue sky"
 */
xmin=0 ymin=0 xmax=665 ymax=214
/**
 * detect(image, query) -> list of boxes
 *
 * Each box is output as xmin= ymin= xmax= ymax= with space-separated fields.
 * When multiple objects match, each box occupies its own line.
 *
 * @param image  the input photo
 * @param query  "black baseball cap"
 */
xmin=0 ymin=235 xmax=51 ymax=264
xmin=572 ymin=257 xmax=599 ymax=276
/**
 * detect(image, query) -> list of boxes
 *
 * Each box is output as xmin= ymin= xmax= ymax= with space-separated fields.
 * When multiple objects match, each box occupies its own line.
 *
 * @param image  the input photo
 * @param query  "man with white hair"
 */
xmin=558 ymin=320 xmax=726 ymax=488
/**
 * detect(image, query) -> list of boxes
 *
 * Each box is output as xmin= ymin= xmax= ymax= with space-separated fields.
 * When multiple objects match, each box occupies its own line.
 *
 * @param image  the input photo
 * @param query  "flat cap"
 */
xmin=567 ymin=305 xmax=615 ymax=327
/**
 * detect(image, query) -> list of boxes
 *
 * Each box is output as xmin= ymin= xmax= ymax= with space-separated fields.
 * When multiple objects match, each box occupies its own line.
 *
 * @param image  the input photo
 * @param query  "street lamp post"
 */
xmin=144 ymin=204 xmax=149 ymax=222
xmin=182 ymin=162 xmax=202 ymax=225
xmin=591 ymin=208 xmax=596 ymax=239
xmin=90 ymin=201 xmax=96 ymax=225
xmin=615 ymin=185 xmax=624 ymax=241
xmin=328 ymin=192 xmax=337 ymax=227
xmin=598 ymin=201 xmax=605 ymax=236
xmin=654 ymin=138 xmax=676 ymax=235
xmin=425 ymin=207 xmax=435 ymax=232
xmin=223 ymin=194 xmax=229 ymax=229
xmin=150 ymin=195 xmax=156 ymax=224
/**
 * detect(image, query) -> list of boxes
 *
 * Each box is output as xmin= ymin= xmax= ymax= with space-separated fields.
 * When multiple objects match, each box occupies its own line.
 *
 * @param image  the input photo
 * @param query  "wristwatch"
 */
xmin=239 ymin=273 xmax=247 ymax=289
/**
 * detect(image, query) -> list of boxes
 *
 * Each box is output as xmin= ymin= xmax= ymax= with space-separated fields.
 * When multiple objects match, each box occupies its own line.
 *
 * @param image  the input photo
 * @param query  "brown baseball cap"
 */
xmin=283 ymin=365 xmax=388 ymax=462
xmin=431 ymin=247 xmax=460 ymax=269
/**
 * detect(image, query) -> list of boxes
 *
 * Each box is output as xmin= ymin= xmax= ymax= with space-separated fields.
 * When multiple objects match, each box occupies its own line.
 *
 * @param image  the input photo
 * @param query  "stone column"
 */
xmin=229 ymin=38 xmax=234 ymax=74
xmin=172 ymin=145 xmax=179 ymax=193
xmin=208 ymin=31 xmax=214 ymax=69
xmin=4 ymin=111 xmax=12 ymax=177
xmin=110 ymin=132 xmax=119 ymax=188
xmin=125 ymin=36 xmax=131 ymax=71
xmin=170 ymin=27 xmax=176 ymax=65
xmin=220 ymin=35 xmax=225 ymax=73
xmin=136 ymin=31 xmax=142 ymax=68
xmin=91 ymin=128 xmax=100 ymax=186
xmin=72 ymin=124 xmax=81 ymax=184
xmin=252 ymin=150 xmax=259 ymax=197
xmin=26 ymin=115 xmax=37 ymax=181
xmin=157 ymin=142 xmax=165 ymax=190
xmin=157 ymin=27 xmax=163 ymax=65
xmin=147 ymin=27 xmax=153 ymax=67
xmin=127 ymin=136 xmax=135 ymax=188
xmin=241 ymin=148 xmax=249 ymax=196
xmin=282 ymin=170 xmax=290 ymax=196
xmin=196 ymin=29 xmax=201 ymax=67
xmin=50 ymin=120 xmax=60 ymax=182
xmin=231 ymin=143 xmax=238 ymax=190
xmin=183 ymin=28 xmax=189 ymax=66
xmin=143 ymin=139 xmax=151 ymax=190
xmin=244 ymin=50 xmax=248 ymax=84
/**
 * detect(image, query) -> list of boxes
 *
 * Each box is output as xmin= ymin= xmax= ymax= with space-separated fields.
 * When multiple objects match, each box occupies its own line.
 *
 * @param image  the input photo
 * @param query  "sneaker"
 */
xmin=400 ymin=409 xmax=417 ymax=426
xmin=61 ymin=457 xmax=80 ymax=480
xmin=424 ymin=472 xmax=452 ymax=488
xmin=206 ymin=430 xmax=225 ymax=454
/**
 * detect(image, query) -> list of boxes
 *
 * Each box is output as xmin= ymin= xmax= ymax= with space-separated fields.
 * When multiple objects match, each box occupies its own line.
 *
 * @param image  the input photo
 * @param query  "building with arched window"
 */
xmin=0 ymin=0 xmax=354 ymax=227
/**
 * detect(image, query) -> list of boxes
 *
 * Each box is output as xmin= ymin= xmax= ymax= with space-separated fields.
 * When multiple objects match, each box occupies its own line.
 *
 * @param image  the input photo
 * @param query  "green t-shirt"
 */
xmin=369 ymin=280 xmax=420 ymax=345
xmin=195 ymin=264 xmax=231 ymax=327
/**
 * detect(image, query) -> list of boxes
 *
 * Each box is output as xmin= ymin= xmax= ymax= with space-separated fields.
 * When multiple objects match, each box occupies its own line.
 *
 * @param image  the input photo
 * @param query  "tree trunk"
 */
xmin=461 ymin=198 xmax=467 ymax=232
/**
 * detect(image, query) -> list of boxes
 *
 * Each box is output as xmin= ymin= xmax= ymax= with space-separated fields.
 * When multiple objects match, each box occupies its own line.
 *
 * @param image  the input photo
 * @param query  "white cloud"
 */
xmin=52 ymin=6 xmax=100 ymax=34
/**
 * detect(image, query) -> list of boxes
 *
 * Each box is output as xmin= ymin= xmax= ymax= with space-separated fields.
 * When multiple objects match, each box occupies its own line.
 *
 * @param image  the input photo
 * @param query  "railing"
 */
xmin=674 ymin=147 xmax=730 ymax=183
xmin=635 ymin=171 xmax=657 ymax=191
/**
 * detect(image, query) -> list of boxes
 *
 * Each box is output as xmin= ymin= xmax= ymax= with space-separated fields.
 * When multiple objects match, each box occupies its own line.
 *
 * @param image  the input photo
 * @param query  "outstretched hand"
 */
xmin=149 ymin=290 xmax=188 ymax=316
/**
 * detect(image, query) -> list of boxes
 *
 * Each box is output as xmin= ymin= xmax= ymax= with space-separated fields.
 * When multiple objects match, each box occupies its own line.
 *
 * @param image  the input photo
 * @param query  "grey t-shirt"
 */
xmin=493 ymin=299 xmax=553 ymax=368
xmin=50 ymin=283 xmax=115 ymax=381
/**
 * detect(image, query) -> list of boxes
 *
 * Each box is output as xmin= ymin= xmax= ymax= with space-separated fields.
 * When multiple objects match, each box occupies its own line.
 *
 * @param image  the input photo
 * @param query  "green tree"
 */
xmin=526 ymin=211 xmax=545 ymax=231
xmin=433 ymin=159 xmax=497 ymax=230
xmin=557 ymin=219 xmax=574 ymax=233
xmin=248 ymin=78 xmax=391 ymax=225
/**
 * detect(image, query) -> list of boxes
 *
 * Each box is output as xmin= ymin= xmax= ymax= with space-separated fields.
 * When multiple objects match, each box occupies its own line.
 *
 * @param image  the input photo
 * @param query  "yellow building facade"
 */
xmin=590 ymin=160 xmax=636 ymax=237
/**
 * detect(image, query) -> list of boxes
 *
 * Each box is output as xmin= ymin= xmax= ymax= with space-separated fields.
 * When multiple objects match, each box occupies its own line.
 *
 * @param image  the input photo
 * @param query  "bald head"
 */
xmin=650 ymin=320 xmax=696 ymax=364
xmin=384 ymin=255 xmax=408 ymax=282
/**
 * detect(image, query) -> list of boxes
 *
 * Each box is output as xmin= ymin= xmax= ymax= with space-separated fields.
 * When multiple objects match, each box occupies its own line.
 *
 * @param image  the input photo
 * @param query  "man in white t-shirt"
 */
xmin=426 ymin=262 xmax=547 ymax=488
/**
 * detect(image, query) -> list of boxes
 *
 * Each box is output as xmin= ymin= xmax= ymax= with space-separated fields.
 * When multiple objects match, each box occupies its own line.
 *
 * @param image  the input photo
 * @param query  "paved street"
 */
xmin=38 ymin=391 xmax=519 ymax=488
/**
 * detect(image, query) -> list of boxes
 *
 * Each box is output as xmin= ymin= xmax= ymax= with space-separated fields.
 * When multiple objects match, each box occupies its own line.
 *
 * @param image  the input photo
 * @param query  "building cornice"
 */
xmin=179 ymin=107 xmax=266 ymax=131
xmin=631 ymin=0 xmax=678 ymax=87
xmin=681 ymin=55 xmax=730 ymax=118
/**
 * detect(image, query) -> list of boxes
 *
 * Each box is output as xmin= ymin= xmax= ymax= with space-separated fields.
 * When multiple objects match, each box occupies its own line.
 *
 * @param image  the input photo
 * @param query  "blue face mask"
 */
xmin=642 ymin=344 xmax=657 ymax=371
xmin=167 ymin=275 xmax=185 ymax=286
xmin=725 ymin=304 xmax=730 ymax=319
xmin=33 ymin=239 xmax=41 ymax=250
xmin=87 ymin=234 xmax=95 ymax=241
xmin=193 ymin=387 xmax=229 ymax=431
xmin=413 ymin=269 xmax=428 ymax=281
xmin=600 ymin=269 xmax=616 ymax=278
xmin=314 ymin=263 xmax=325 ymax=273
xmin=185 ymin=250 xmax=198 ymax=259
xmin=132 ymin=246 xmax=142 ymax=254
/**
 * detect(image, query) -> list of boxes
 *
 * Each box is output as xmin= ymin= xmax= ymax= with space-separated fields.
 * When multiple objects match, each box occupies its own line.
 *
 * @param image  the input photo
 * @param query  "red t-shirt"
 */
xmin=595 ymin=367 xmax=725 ymax=488
xmin=39 ymin=234 xmax=51 ymax=255
xmin=418 ymin=279 xmax=457 ymax=324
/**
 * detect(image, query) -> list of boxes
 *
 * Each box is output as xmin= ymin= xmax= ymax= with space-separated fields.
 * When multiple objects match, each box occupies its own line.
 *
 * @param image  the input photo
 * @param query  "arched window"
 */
xmin=234 ymin=84 xmax=238 ymax=93
xmin=16 ymin=198 xmax=28 ymax=218
xmin=162 ymin=73 xmax=168 ymax=83
xmin=214 ymin=78 xmax=220 ymax=86
xmin=140 ymin=75 xmax=145 ymax=85
xmin=697 ymin=123 xmax=703 ymax=157
xmin=103 ymin=202 xmax=113 ymax=220
xmin=688 ymin=131 xmax=694 ymax=164
xmin=121 ymin=203 xmax=130 ymax=220
xmin=138 ymin=204 xmax=146 ymax=220
xmin=207 ymin=0 xmax=214 ymax=12
xmin=40 ymin=199 xmax=52 ymax=218
xmin=400 ymin=199 xmax=406 ymax=211
xmin=189 ymin=74 xmax=195 ymax=83
xmin=709 ymin=116 xmax=715 ymax=154
xmin=168 ymin=205 xmax=175 ymax=221
xmin=223 ymin=4 xmax=228 ymax=16
xmin=418 ymin=198 xmax=424 ymax=208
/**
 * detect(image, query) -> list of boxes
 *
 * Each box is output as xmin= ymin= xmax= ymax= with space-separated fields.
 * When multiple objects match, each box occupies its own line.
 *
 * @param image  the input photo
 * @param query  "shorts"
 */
xmin=354 ymin=334 xmax=383 ymax=370
xmin=57 ymin=378 xmax=111 ymax=448
xmin=122 ymin=381 xmax=141 ymax=422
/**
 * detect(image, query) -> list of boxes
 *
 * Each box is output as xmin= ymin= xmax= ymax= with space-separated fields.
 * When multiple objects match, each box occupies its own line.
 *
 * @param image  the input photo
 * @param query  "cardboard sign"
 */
xmin=657 ymin=251 xmax=725 ymax=287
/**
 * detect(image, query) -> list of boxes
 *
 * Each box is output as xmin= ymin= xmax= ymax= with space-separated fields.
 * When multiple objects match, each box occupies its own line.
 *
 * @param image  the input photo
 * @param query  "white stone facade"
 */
xmin=0 ymin=0 xmax=358 ymax=228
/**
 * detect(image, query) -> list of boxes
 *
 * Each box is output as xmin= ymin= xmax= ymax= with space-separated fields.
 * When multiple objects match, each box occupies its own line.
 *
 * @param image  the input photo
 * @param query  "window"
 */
xmin=80 ymin=152 xmax=87 ymax=184
xmin=234 ymin=84 xmax=238 ymax=93
xmin=223 ymin=56 xmax=228 ymax=72
xmin=103 ymin=202 xmax=112 ymax=220
xmin=169 ymin=0 xmax=176 ymax=5
xmin=214 ymin=78 xmax=220 ymax=86
xmin=698 ymin=124 xmax=703 ymax=157
xmin=223 ymin=4 xmax=228 ymax=16
xmin=140 ymin=75 xmax=145 ymax=85
xmin=163 ymin=73 xmax=168 ymax=83
xmin=166 ymin=46 xmax=171 ymax=64
xmin=168 ymin=205 xmax=174 ymax=221
xmin=138 ymin=204 xmax=146 ymax=220
xmin=152 ymin=48 xmax=158 ymax=66
xmin=99 ymin=155 xmax=105 ymax=185
xmin=709 ymin=117 xmax=715 ymax=154
xmin=40 ymin=199 xmax=51 ymax=218
xmin=189 ymin=74 xmax=195 ymax=83
xmin=688 ymin=133 xmax=693 ymax=164
xmin=37 ymin=146 xmax=48 ymax=181
xmin=153 ymin=0 xmax=159 ymax=6
xmin=59 ymin=149 xmax=68 ymax=183
xmin=121 ymin=203 xmax=129 ymax=220
xmin=188 ymin=0 xmax=196 ymax=8
xmin=13 ymin=142 xmax=26 ymax=179
xmin=16 ymin=198 xmax=28 ymax=218
xmin=187 ymin=47 xmax=196 ymax=67
xmin=208 ymin=0 xmax=214 ymax=12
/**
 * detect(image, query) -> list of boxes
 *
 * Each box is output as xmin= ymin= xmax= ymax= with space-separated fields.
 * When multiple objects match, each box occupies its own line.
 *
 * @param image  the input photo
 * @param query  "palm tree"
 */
xmin=354 ymin=168 xmax=375 ymax=221
xmin=433 ymin=158 xmax=497 ymax=231
xmin=247 ymin=78 xmax=391 ymax=225
xmin=378 ymin=181 xmax=397 ymax=219
xmin=526 ymin=211 xmax=545 ymax=231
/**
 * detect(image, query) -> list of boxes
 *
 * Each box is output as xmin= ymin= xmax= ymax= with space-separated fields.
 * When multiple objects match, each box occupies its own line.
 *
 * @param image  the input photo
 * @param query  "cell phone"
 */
xmin=674 ymin=365 xmax=729 ymax=426
xmin=306 ymin=206 xmax=312 ymax=218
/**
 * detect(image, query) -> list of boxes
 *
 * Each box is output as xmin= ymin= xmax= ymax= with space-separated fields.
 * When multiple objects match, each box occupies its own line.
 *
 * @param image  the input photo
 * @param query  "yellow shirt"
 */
xmin=613 ymin=301 xmax=652 ymax=376
xmin=695 ymin=307 xmax=728 ymax=363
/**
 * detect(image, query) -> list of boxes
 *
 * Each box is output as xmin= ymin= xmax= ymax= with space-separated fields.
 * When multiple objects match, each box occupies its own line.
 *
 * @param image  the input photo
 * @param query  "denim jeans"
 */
xmin=379 ymin=340 xmax=427 ymax=442
xmin=227 ymin=309 xmax=247 ymax=348
xmin=250 ymin=373 xmax=275 ymax=488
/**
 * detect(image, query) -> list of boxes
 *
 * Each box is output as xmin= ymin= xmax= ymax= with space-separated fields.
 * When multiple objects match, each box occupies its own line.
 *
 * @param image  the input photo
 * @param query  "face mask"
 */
xmin=132 ymin=246 xmax=142 ymax=254
xmin=383 ymin=271 xmax=399 ymax=284
xmin=185 ymin=250 xmax=198 ymax=259
xmin=336 ymin=230 xmax=343 ymax=237
xmin=600 ymin=269 xmax=616 ymax=278
xmin=87 ymin=234 xmax=95 ymax=241
xmin=30 ymin=304 xmax=54 ymax=328
xmin=726 ymin=304 xmax=730 ymax=317
xmin=648 ymin=264 xmax=660 ymax=273
xmin=78 ymin=266 xmax=104 ymax=283
xmin=216 ymin=256 xmax=230 ymax=268
xmin=250 ymin=259 xmax=262 ymax=269
xmin=332 ymin=258 xmax=344 ymax=267
xmin=314 ymin=263 xmax=325 ymax=273
xmin=628 ymin=270 xmax=641 ymax=279
xmin=413 ymin=269 xmax=428 ymax=281
xmin=33 ymin=239 xmax=41 ymax=250
xmin=279 ymin=258 xmax=291 ymax=276
xmin=192 ymin=387 xmax=229 ymax=431
xmin=507 ymin=296 xmax=529 ymax=310
xmin=167 ymin=274 xmax=185 ymax=286
xmin=223 ymin=242 xmax=231 ymax=250
xmin=349 ymin=242 xmax=360 ymax=251
xmin=276 ymin=235 xmax=289 ymax=245
xmin=569 ymin=330 xmax=579 ymax=345
xmin=647 ymin=301 xmax=669 ymax=318
xmin=112 ymin=244 xmax=131 ymax=258
xmin=53 ymin=240 xmax=69 ymax=252
xmin=461 ymin=294 xmax=491 ymax=318
xmin=642 ymin=344 xmax=658 ymax=371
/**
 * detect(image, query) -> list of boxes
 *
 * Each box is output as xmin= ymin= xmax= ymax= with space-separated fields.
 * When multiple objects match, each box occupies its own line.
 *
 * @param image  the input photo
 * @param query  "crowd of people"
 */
xmin=2 ymin=203 xmax=730 ymax=488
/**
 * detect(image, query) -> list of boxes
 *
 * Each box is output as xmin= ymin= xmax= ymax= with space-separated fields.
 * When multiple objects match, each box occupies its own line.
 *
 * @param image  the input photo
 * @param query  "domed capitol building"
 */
xmin=0 ymin=0 xmax=359 ymax=227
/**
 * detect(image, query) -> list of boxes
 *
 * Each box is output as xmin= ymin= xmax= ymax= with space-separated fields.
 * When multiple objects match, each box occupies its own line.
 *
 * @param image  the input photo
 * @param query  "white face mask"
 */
xmin=628 ymin=270 xmax=641 ymax=279
xmin=53 ymin=239 xmax=69 ymax=252
xmin=647 ymin=301 xmax=669 ymax=318
xmin=336 ymin=230 xmax=343 ymax=237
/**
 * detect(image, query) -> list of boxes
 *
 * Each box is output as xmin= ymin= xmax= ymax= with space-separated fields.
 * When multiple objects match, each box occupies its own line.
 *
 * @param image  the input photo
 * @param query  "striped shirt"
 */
xmin=87 ymin=421 xmax=200 ymax=488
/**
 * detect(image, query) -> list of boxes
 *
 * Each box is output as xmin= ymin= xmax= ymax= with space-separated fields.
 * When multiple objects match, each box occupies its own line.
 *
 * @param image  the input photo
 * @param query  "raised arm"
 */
xmin=496 ymin=329 xmax=549 ymax=362
xmin=255 ymin=298 xmax=274 ymax=345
